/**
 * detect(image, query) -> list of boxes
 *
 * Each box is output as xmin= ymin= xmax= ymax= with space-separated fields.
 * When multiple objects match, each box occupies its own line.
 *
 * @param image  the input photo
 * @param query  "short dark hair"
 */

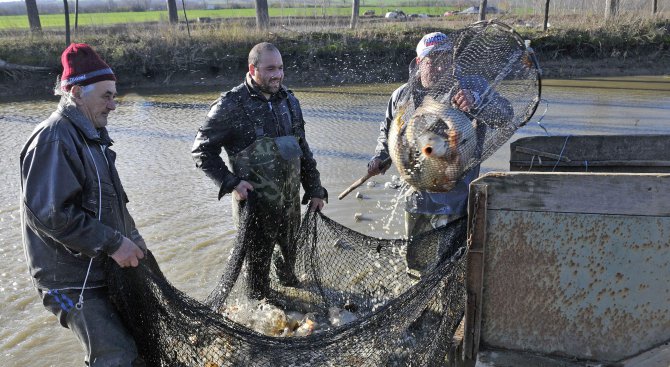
xmin=248 ymin=42 xmax=280 ymax=66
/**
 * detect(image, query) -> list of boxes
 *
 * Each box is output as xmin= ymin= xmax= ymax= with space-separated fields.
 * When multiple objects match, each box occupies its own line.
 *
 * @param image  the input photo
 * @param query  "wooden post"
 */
xmin=478 ymin=0 xmax=487 ymax=21
xmin=63 ymin=0 xmax=71 ymax=46
xmin=543 ymin=0 xmax=550 ymax=31
xmin=74 ymin=0 xmax=79 ymax=34
xmin=605 ymin=0 xmax=618 ymax=19
xmin=25 ymin=0 xmax=42 ymax=32
xmin=167 ymin=0 xmax=179 ymax=24
xmin=255 ymin=0 xmax=270 ymax=31
xmin=350 ymin=0 xmax=359 ymax=29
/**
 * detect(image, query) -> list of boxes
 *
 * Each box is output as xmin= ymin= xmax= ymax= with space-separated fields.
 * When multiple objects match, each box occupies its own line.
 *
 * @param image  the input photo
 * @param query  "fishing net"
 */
xmin=107 ymin=194 xmax=468 ymax=366
xmin=105 ymin=20 xmax=540 ymax=367
xmin=390 ymin=20 xmax=541 ymax=192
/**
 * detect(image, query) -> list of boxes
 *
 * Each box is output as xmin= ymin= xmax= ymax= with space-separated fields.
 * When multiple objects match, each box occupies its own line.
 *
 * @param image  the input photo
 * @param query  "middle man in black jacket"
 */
xmin=192 ymin=42 xmax=327 ymax=299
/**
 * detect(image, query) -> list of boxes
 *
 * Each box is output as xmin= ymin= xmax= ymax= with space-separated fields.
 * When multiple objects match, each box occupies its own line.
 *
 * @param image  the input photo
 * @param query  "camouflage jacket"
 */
xmin=192 ymin=76 xmax=327 ymax=204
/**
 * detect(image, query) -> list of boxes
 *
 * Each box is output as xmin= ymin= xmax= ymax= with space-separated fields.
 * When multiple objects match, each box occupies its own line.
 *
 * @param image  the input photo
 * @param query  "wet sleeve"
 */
xmin=21 ymin=140 xmax=124 ymax=257
xmin=373 ymin=86 xmax=405 ymax=163
xmin=468 ymin=77 xmax=514 ymax=128
xmin=191 ymin=99 xmax=241 ymax=200
xmin=372 ymin=95 xmax=394 ymax=162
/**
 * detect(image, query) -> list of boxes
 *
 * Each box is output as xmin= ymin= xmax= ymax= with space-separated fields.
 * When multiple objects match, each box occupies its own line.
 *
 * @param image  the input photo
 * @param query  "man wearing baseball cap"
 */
xmin=367 ymin=32 xmax=513 ymax=279
xmin=20 ymin=43 xmax=146 ymax=366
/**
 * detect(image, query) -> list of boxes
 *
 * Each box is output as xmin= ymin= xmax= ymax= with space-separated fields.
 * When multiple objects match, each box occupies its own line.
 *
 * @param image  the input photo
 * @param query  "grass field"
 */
xmin=0 ymin=6 xmax=456 ymax=30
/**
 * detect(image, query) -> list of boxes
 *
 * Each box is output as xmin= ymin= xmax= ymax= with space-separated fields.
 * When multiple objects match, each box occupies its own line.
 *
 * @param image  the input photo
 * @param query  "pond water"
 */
xmin=0 ymin=76 xmax=669 ymax=366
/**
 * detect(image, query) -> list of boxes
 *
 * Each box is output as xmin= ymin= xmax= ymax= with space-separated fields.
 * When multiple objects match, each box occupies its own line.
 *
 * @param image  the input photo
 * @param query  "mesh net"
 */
xmin=107 ymin=197 xmax=468 ymax=366
xmin=390 ymin=20 xmax=541 ymax=192
xmin=105 ymin=20 xmax=540 ymax=367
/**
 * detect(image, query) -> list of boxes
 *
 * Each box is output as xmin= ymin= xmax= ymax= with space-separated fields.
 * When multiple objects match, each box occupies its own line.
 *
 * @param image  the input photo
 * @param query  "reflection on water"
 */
xmin=1 ymin=77 xmax=669 ymax=365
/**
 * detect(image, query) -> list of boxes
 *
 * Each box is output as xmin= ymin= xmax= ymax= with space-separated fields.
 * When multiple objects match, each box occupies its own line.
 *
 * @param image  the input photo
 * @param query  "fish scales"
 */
xmin=388 ymin=95 xmax=477 ymax=192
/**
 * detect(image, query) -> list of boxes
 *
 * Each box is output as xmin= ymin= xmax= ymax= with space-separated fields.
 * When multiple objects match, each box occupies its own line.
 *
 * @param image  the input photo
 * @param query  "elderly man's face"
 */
xmin=250 ymin=50 xmax=284 ymax=96
xmin=75 ymin=80 xmax=117 ymax=129
xmin=418 ymin=52 xmax=450 ymax=88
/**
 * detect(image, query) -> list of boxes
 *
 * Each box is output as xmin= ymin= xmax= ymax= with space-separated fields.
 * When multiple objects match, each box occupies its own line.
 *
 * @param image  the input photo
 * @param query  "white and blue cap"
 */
xmin=416 ymin=32 xmax=452 ymax=59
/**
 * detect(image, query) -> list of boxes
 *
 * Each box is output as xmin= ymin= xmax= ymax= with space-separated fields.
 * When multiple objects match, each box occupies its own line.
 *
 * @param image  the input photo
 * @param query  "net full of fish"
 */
xmin=388 ymin=95 xmax=477 ymax=192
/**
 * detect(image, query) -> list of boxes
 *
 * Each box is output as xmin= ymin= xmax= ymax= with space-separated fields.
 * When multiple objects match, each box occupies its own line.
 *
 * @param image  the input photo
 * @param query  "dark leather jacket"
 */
xmin=20 ymin=104 xmax=143 ymax=290
xmin=192 ymin=75 xmax=327 ymax=203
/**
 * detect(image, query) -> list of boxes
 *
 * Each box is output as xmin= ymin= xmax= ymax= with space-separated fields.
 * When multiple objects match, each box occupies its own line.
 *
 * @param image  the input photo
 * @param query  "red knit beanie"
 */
xmin=60 ymin=43 xmax=116 ymax=91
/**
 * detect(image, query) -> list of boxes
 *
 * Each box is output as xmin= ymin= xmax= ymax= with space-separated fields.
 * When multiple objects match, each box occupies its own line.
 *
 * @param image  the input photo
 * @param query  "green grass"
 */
xmin=0 ymin=6 xmax=454 ymax=30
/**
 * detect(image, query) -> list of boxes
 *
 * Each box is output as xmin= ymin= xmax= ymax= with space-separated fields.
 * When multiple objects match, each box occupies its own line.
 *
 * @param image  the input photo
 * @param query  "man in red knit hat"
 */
xmin=20 ymin=43 xmax=146 ymax=366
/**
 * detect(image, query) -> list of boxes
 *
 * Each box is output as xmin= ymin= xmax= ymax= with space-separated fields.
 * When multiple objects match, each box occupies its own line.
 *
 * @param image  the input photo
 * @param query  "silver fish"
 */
xmin=388 ymin=95 xmax=477 ymax=192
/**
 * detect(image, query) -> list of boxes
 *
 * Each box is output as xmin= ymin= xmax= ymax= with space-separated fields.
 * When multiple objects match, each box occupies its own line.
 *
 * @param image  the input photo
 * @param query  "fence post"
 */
xmin=478 ymin=0 xmax=488 ymax=21
xmin=605 ymin=0 xmax=618 ymax=19
xmin=25 ymin=0 xmax=42 ymax=32
xmin=255 ymin=0 xmax=270 ymax=31
xmin=63 ymin=0 xmax=70 ymax=45
xmin=350 ymin=0 xmax=359 ymax=29
xmin=543 ymin=0 xmax=550 ymax=31
xmin=167 ymin=0 xmax=179 ymax=24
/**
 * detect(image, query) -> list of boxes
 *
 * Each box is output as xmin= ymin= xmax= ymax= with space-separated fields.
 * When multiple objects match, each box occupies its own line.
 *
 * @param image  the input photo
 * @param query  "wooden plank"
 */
xmin=476 ymin=349 xmax=584 ymax=367
xmin=475 ymin=172 xmax=670 ymax=216
xmin=510 ymin=135 xmax=670 ymax=166
xmin=514 ymin=146 xmax=571 ymax=162
xmin=511 ymin=160 xmax=670 ymax=167
xmin=463 ymin=184 xmax=488 ymax=361
xmin=622 ymin=342 xmax=670 ymax=367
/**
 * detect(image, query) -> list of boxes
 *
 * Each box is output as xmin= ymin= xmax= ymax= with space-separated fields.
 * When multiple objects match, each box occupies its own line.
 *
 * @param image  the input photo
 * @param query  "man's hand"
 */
xmin=309 ymin=197 xmax=325 ymax=212
xmin=232 ymin=180 xmax=254 ymax=201
xmin=452 ymin=89 xmax=476 ymax=112
xmin=367 ymin=157 xmax=390 ymax=176
xmin=111 ymin=237 xmax=145 ymax=268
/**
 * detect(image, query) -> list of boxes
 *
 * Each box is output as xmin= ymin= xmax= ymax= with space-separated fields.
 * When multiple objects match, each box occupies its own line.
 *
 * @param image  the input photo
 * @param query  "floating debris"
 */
xmin=355 ymin=191 xmax=364 ymax=199
xmin=354 ymin=213 xmax=364 ymax=221
xmin=384 ymin=181 xmax=401 ymax=189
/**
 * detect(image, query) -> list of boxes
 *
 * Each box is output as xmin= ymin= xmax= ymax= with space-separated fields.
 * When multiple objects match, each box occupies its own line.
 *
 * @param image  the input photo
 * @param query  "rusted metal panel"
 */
xmin=469 ymin=173 xmax=670 ymax=362
xmin=510 ymin=135 xmax=670 ymax=172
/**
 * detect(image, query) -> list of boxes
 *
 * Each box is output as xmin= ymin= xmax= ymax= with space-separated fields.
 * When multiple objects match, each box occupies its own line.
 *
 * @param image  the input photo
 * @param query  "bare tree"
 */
xmin=652 ymin=0 xmax=658 ymax=14
xmin=478 ymin=0 xmax=487 ymax=21
xmin=543 ymin=0 xmax=550 ymax=31
xmin=25 ymin=0 xmax=42 ymax=32
xmin=350 ymin=0 xmax=359 ymax=29
xmin=167 ymin=0 xmax=179 ymax=24
xmin=605 ymin=0 xmax=618 ymax=18
xmin=255 ymin=0 xmax=270 ymax=31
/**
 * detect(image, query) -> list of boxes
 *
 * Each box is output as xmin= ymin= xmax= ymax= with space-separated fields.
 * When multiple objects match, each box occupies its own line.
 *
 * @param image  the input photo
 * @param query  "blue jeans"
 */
xmin=39 ymin=287 xmax=143 ymax=367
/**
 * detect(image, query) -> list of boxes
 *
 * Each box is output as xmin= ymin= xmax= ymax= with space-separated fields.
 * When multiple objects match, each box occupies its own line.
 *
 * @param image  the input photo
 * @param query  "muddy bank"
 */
xmin=2 ymin=52 xmax=667 ymax=100
xmin=1 ymin=18 xmax=668 ymax=99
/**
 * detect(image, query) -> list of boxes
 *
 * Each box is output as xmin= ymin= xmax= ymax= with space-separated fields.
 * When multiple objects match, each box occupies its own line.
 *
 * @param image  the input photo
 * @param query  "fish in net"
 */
xmin=107 ymin=194 xmax=468 ymax=366
xmin=389 ymin=20 xmax=541 ymax=192
xmin=104 ymin=20 xmax=540 ymax=366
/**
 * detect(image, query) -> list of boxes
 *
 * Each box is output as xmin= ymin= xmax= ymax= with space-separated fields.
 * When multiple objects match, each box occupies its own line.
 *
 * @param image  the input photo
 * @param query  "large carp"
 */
xmin=388 ymin=95 xmax=477 ymax=192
